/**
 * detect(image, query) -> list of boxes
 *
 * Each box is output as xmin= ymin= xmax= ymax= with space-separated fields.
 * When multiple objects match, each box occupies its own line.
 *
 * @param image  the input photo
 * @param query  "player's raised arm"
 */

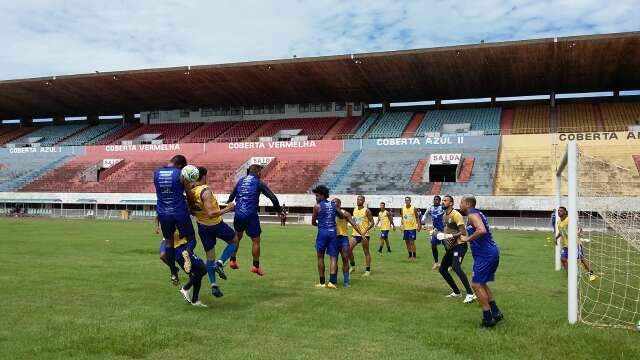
xmin=311 ymin=204 xmax=319 ymax=227
xmin=460 ymin=213 xmax=486 ymax=243
xmin=202 ymin=189 xmax=235 ymax=219
xmin=226 ymin=182 xmax=238 ymax=203
xmin=259 ymin=180 xmax=282 ymax=213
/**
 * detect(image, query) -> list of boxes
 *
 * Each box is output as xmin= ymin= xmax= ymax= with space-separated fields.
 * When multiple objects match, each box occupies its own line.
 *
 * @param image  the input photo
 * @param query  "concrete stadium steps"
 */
xmin=431 ymin=182 xmax=442 ymax=195
xmin=0 ymin=148 xmax=81 ymax=192
xmin=599 ymin=102 xmax=640 ymax=131
xmin=315 ymin=149 xmax=362 ymax=192
xmin=402 ymin=112 xmax=425 ymax=138
xmin=0 ymin=126 xmax=36 ymax=145
xmin=500 ymin=109 xmax=514 ymax=135
xmin=352 ymin=113 xmax=380 ymax=139
xmin=114 ymin=123 xmax=202 ymax=144
xmin=365 ymin=112 xmax=414 ymax=139
xmin=180 ymin=122 xmax=235 ymax=143
xmin=511 ymin=104 xmax=550 ymax=134
xmin=262 ymin=159 xmax=333 ymax=194
xmin=410 ymin=159 xmax=428 ymax=183
xmin=247 ymin=118 xmax=338 ymax=141
xmin=557 ymin=104 xmax=598 ymax=133
xmin=217 ymin=121 xmax=264 ymax=142
xmin=93 ymin=124 xmax=143 ymax=145
xmin=323 ymin=117 xmax=360 ymax=139
xmin=11 ymin=124 xmax=90 ymax=146
xmin=416 ymin=108 xmax=502 ymax=135
xmin=457 ymin=158 xmax=475 ymax=182
xmin=56 ymin=123 xmax=121 ymax=146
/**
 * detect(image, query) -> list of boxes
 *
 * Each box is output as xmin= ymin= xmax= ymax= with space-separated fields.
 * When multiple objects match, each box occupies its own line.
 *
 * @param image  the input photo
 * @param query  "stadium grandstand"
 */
xmin=0 ymin=32 xmax=639 ymax=218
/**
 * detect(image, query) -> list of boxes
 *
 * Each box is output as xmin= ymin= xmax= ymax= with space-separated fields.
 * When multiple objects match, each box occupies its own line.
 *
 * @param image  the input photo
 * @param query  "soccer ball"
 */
xmin=181 ymin=165 xmax=199 ymax=182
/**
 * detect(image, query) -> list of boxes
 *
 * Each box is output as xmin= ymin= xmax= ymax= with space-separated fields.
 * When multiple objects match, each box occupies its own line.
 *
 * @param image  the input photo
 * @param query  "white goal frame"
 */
xmin=555 ymin=140 xmax=579 ymax=324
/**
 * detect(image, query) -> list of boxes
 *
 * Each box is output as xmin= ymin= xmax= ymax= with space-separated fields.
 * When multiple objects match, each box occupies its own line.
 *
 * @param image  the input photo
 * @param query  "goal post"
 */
xmin=556 ymin=140 xmax=640 ymax=330
xmin=556 ymin=141 xmax=579 ymax=324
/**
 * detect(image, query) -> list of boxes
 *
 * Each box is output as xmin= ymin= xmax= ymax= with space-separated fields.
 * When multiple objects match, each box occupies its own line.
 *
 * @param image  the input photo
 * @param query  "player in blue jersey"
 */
xmin=422 ymin=195 xmax=445 ymax=270
xmin=458 ymin=196 xmax=503 ymax=328
xmin=226 ymin=164 xmax=283 ymax=276
xmin=153 ymin=155 xmax=197 ymax=283
xmin=312 ymin=186 xmax=363 ymax=288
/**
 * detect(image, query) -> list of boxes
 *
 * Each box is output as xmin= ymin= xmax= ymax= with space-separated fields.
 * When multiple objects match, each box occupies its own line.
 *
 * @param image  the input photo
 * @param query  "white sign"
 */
xmin=9 ymin=147 xmax=61 ymax=154
xmin=429 ymin=153 xmax=461 ymax=165
xmin=105 ymin=144 xmax=181 ymax=152
xmin=228 ymin=140 xmax=317 ymax=150
xmin=375 ymin=137 xmax=465 ymax=146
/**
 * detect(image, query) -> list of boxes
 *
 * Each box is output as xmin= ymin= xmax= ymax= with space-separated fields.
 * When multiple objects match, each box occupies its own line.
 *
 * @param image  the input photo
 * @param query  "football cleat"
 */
xmin=344 ymin=282 xmax=351 ymax=288
xmin=181 ymin=251 xmax=192 ymax=274
xmin=362 ymin=271 xmax=371 ymax=277
xmin=480 ymin=318 xmax=497 ymax=328
xmin=179 ymin=288 xmax=192 ymax=304
xmin=229 ymin=260 xmax=239 ymax=270
xmin=432 ymin=263 xmax=440 ymax=270
xmin=214 ymin=260 xmax=227 ymax=280
xmin=446 ymin=292 xmax=462 ymax=298
xmin=315 ymin=283 xmax=327 ymax=288
xmin=170 ymin=274 xmax=180 ymax=286
xmin=493 ymin=312 xmax=504 ymax=323
xmin=463 ymin=294 xmax=477 ymax=304
xmin=192 ymin=301 xmax=208 ymax=308
xmin=589 ymin=274 xmax=597 ymax=282
xmin=349 ymin=266 xmax=355 ymax=274
xmin=326 ymin=283 xmax=337 ymax=289
xmin=211 ymin=285 xmax=224 ymax=298
xmin=250 ymin=266 xmax=264 ymax=276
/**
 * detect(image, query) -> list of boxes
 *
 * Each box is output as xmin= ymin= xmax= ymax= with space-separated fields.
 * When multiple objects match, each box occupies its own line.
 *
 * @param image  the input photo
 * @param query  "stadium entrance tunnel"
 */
xmin=429 ymin=164 xmax=458 ymax=182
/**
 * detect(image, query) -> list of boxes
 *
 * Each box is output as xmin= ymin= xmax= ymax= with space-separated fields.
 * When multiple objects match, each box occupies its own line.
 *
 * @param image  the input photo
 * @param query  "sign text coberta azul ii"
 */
xmin=375 ymin=137 xmax=465 ymax=146
xmin=228 ymin=141 xmax=317 ymax=150
xmin=105 ymin=144 xmax=181 ymax=152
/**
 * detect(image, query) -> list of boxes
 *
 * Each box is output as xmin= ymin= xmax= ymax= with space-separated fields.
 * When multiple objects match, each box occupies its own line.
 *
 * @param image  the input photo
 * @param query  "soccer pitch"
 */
xmin=0 ymin=218 xmax=638 ymax=359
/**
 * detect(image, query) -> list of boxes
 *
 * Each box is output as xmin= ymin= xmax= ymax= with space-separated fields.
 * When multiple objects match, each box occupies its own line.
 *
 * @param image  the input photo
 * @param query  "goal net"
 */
xmin=556 ymin=141 xmax=640 ymax=329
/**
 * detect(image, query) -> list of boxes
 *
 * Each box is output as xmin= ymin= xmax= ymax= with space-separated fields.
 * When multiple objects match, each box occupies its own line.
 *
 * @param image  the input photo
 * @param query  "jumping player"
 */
xmin=226 ymin=164 xmax=283 ymax=276
xmin=175 ymin=236 xmax=208 ymax=307
xmin=439 ymin=195 xmax=475 ymax=304
xmin=155 ymin=218 xmax=180 ymax=286
xmin=458 ymin=196 xmax=503 ymax=328
xmin=555 ymin=206 xmax=596 ymax=281
xmin=401 ymin=196 xmax=421 ymax=261
xmin=348 ymin=195 xmax=375 ymax=276
xmin=375 ymin=202 xmax=395 ymax=254
xmin=422 ymin=195 xmax=445 ymax=270
xmin=191 ymin=167 xmax=239 ymax=298
xmin=153 ymin=155 xmax=197 ymax=283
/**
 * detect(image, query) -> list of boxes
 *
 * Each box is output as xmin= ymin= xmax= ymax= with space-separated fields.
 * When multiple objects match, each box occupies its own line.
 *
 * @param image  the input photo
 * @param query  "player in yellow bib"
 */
xmin=375 ymin=202 xmax=395 ymax=254
xmin=191 ymin=167 xmax=239 ymax=298
xmin=348 ymin=195 xmax=375 ymax=276
xmin=401 ymin=196 xmax=421 ymax=261
xmin=333 ymin=198 xmax=362 ymax=287
xmin=555 ymin=206 xmax=596 ymax=281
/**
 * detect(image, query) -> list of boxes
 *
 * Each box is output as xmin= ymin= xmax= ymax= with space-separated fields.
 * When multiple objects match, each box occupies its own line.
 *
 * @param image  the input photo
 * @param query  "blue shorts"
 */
xmin=472 ymin=254 xmax=500 ymax=285
xmin=337 ymin=235 xmax=350 ymax=251
xmin=352 ymin=235 xmax=370 ymax=244
xmin=158 ymin=212 xmax=195 ymax=243
xmin=404 ymin=230 xmax=417 ymax=241
xmin=233 ymin=213 xmax=261 ymax=238
xmin=198 ymin=222 xmax=236 ymax=252
xmin=380 ymin=230 xmax=389 ymax=240
xmin=431 ymin=234 xmax=444 ymax=246
xmin=561 ymin=245 xmax=584 ymax=260
xmin=316 ymin=230 xmax=338 ymax=257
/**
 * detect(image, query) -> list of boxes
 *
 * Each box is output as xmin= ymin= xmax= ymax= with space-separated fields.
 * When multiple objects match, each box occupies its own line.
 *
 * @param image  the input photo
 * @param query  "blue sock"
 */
xmin=343 ymin=271 xmax=350 ymax=284
xmin=483 ymin=310 xmax=493 ymax=322
xmin=489 ymin=300 xmax=500 ymax=314
xmin=206 ymin=260 xmax=217 ymax=285
xmin=329 ymin=273 xmax=337 ymax=284
xmin=220 ymin=243 xmax=237 ymax=264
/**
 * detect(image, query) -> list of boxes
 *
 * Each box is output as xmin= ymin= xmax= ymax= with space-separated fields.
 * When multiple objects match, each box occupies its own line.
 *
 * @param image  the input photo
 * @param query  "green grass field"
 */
xmin=0 ymin=217 xmax=638 ymax=359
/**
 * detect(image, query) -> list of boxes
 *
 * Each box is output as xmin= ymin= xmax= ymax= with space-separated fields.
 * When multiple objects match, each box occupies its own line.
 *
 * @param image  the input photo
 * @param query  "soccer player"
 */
xmin=422 ymin=195 xmax=445 ymax=270
xmin=348 ymin=195 xmax=375 ymax=276
xmin=401 ymin=196 xmax=421 ymax=261
xmin=191 ymin=167 xmax=239 ymax=298
xmin=458 ymin=196 xmax=503 ymax=328
xmin=280 ymin=203 xmax=288 ymax=226
xmin=438 ymin=195 xmax=475 ymax=304
xmin=333 ymin=198 xmax=362 ymax=287
xmin=555 ymin=206 xmax=596 ymax=281
xmin=175 ymin=236 xmax=208 ymax=307
xmin=375 ymin=202 xmax=395 ymax=254
xmin=155 ymin=218 xmax=180 ymax=286
xmin=226 ymin=164 xmax=283 ymax=276
xmin=153 ymin=155 xmax=197 ymax=283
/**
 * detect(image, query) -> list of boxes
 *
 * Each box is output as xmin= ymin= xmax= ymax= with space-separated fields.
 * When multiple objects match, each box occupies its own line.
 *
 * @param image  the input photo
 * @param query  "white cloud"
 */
xmin=0 ymin=0 xmax=638 ymax=80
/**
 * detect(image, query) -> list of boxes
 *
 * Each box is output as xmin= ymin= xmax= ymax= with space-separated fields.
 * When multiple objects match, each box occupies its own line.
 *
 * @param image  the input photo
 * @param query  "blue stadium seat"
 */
xmin=414 ymin=108 xmax=502 ymax=136
xmin=10 ymin=124 xmax=89 ymax=146
xmin=57 ymin=123 xmax=120 ymax=146
xmin=365 ymin=112 xmax=413 ymax=138
xmin=352 ymin=113 xmax=380 ymax=139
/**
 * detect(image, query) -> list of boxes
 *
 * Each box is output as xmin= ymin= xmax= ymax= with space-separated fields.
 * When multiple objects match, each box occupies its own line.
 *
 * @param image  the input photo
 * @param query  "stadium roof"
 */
xmin=1 ymin=32 xmax=639 ymax=120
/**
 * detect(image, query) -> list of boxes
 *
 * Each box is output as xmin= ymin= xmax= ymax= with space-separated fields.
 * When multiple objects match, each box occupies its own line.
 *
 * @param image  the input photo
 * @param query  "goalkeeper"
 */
xmin=436 ymin=195 xmax=476 ymax=304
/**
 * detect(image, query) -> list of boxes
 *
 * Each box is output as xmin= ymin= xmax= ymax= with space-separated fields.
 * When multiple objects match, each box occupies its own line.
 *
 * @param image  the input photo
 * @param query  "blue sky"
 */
xmin=0 ymin=0 xmax=638 ymax=80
